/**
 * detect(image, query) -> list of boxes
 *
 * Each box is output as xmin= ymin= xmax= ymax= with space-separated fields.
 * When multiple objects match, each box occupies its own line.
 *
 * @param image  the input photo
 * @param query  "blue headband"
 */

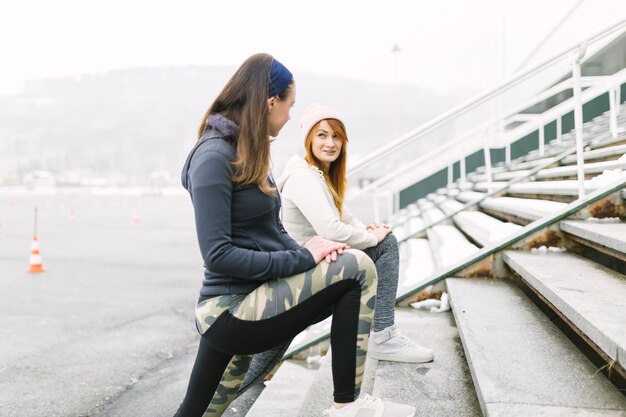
xmin=268 ymin=59 xmax=293 ymax=98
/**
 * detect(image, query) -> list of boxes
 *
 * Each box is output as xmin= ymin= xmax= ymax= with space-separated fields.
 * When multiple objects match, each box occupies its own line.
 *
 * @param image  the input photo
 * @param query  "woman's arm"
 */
xmin=342 ymin=205 xmax=366 ymax=229
xmin=190 ymin=149 xmax=316 ymax=280
xmin=282 ymin=170 xmax=377 ymax=250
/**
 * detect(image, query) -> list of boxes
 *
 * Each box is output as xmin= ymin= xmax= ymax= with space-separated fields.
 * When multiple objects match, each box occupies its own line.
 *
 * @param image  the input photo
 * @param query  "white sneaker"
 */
xmin=368 ymin=325 xmax=434 ymax=363
xmin=323 ymin=394 xmax=415 ymax=417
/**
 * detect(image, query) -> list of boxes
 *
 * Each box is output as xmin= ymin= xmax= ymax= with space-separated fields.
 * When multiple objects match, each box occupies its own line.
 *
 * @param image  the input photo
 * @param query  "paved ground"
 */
xmin=0 ymin=193 xmax=225 ymax=417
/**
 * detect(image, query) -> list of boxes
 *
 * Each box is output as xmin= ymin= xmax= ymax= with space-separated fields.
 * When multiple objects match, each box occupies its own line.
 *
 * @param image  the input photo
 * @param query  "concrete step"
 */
xmin=296 ymin=349 xmax=378 ymax=417
xmin=509 ymin=143 xmax=626 ymax=172
xmin=421 ymin=206 xmax=447 ymax=226
xmin=561 ymin=143 xmax=626 ymax=165
xmin=294 ymin=307 xmax=483 ymax=417
xmin=560 ymin=220 xmax=626 ymax=261
xmin=503 ymin=250 xmax=626 ymax=370
xmin=447 ymin=277 xmax=626 ymax=416
xmin=469 ymin=158 xmax=626 ymax=183
xmin=472 ymin=181 xmax=509 ymax=192
xmin=426 ymin=225 xmax=480 ymax=269
xmin=398 ymin=238 xmax=436 ymax=295
xmin=370 ymin=308 xmax=482 ymax=417
xmin=438 ymin=198 xmax=522 ymax=247
xmin=245 ymin=359 xmax=318 ymax=417
xmin=502 ymin=173 xmax=626 ymax=200
xmin=521 ymin=132 xmax=626 ymax=164
xmin=535 ymin=159 xmax=626 ymax=180
xmin=453 ymin=211 xmax=522 ymax=247
xmin=510 ymin=156 xmax=558 ymax=171
xmin=520 ymin=145 xmax=571 ymax=162
xmin=475 ymin=164 xmax=508 ymax=175
xmin=456 ymin=191 xmax=566 ymax=224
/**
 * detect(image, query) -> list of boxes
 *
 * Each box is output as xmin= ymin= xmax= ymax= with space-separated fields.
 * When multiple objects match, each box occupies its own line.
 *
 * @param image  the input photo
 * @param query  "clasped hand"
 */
xmin=366 ymin=223 xmax=392 ymax=243
xmin=304 ymin=235 xmax=350 ymax=264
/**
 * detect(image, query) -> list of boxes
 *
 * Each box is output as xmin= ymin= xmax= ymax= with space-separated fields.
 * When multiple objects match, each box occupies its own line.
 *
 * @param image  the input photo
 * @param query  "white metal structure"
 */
xmin=346 ymin=19 xmax=626 ymax=219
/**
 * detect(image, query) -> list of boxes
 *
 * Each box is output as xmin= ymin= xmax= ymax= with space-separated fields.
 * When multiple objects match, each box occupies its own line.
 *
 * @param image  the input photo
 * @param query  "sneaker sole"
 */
xmin=367 ymin=351 xmax=434 ymax=363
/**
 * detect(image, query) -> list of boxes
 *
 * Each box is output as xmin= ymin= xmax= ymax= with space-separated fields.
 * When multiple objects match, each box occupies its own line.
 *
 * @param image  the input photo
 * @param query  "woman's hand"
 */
xmin=367 ymin=224 xmax=392 ymax=243
xmin=304 ymin=236 xmax=350 ymax=264
xmin=366 ymin=223 xmax=390 ymax=231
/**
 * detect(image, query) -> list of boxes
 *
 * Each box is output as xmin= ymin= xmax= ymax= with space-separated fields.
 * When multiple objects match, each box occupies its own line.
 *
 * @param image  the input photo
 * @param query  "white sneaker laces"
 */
xmin=391 ymin=333 xmax=417 ymax=346
xmin=361 ymin=394 xmax=383 ymax=406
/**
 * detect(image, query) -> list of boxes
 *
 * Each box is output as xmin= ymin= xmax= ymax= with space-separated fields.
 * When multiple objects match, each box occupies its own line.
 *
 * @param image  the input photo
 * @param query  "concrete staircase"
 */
xmin=237 ymin=107 xmax=626 ymax=416
xmin=246 ymin=309 xmax=483 ymax=417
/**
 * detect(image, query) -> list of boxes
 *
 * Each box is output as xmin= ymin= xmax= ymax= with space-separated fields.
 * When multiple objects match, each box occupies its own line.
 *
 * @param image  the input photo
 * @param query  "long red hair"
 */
xmin=304 ymin=119 xmax=349 ymax=218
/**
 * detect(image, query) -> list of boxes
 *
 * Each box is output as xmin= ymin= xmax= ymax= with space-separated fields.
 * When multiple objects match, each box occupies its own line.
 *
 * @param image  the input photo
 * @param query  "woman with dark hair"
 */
xmin=277 ymin=103 xmax=434 ymax=363
xmin=175 ymin=55 xmax=414 ymax=417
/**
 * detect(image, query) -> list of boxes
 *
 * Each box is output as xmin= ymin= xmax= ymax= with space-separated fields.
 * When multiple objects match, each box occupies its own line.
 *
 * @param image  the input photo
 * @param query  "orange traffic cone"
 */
xmin=68 ymin=208 xmax=76 ymax=223
xmin=27 ymin=235 xmax=45 ymax=273
xmin=131 ymin=209 xmax=140 ymax=224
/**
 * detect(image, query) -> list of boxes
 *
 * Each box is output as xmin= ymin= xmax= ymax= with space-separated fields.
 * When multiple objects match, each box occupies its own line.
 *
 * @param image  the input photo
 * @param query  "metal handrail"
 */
xmin=394 ymin=141 xmax=585 ymax=244
xmin=346 ymin=19 xmax=626 ymax=177
xmin=348 ymin=68 xmax=626 ymax=202
xmin=393 ymin=117 xmax=625 ymax=243
xmin=395 ymin=176 xmax=626 ymax=301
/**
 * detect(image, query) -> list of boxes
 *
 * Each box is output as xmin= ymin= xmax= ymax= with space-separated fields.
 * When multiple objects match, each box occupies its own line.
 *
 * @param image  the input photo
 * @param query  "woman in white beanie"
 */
xmin=277 ymin=103 xmax=434 ymax=364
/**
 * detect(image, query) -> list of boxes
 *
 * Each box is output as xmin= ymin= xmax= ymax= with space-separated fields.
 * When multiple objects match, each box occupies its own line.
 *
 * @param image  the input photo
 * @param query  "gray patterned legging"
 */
xmin=363 ymin=233 xmax=400 ymax=332
xmin=173 ymin=249 xmax=377 ymax=417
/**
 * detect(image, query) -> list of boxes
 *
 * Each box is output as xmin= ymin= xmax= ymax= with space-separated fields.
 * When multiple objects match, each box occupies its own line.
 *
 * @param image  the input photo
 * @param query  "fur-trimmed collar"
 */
xmin=206 ymin=114 xmax=240 ymax=139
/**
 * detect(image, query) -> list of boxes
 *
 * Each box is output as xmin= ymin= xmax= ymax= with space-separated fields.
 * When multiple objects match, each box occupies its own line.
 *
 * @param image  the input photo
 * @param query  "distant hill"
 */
xmin=0 ymin=66 xmax=464 ymax=185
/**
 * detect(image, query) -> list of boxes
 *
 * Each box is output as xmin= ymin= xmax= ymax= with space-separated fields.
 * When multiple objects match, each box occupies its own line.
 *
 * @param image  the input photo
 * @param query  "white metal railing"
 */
xmin=346 ymin=19 xmax=626 ymax=219
xmin=349 ymin=68 xmax=626 ymax=203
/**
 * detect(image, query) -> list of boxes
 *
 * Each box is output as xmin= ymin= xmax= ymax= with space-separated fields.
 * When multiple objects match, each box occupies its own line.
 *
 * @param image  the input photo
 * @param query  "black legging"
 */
xmin=174 ymin=249 xmax=377 ymax=417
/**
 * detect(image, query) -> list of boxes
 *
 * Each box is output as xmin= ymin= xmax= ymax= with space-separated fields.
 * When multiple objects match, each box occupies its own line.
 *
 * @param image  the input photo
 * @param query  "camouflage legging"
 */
xmin=174 ymin=249 xmax=377 ymax=417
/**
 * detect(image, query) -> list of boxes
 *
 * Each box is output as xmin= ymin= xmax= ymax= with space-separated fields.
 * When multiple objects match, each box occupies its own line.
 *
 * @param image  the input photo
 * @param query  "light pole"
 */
xmin=391 ymin=43 xmax=401 ymax=140
xmin=387 ymin=43 xmax=402 ymax=216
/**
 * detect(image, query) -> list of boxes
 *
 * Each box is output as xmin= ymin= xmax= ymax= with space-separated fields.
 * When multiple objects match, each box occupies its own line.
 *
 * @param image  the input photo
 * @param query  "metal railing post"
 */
xmin=571 ymin=44 xmax=587 ymax=199
xmin=393 ymin=191 xmax=400 ymax=218
xmin=609 ymin=87 xmax=618 ymax=138
xmin=505 ymin=141 xmax=511 ymax=164
xmin=556 ymin=116 xmax=562 ymax=144
xmin=460 ymin=157 xmax=466 ymax=184
xmin=539 ymin=123 xmax=545 ymax=155
xmin=483 ymin=142 xmax=493 ymax=193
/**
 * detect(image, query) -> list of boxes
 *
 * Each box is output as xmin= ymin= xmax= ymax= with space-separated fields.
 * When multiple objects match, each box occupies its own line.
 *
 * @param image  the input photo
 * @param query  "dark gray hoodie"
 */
xmin=181 ymin=115 xmax=315 ymax=300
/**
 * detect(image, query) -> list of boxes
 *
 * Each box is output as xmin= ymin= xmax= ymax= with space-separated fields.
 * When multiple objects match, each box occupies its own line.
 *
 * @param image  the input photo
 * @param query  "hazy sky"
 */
xmin=1 ymin=0 xmax=581 ymax=96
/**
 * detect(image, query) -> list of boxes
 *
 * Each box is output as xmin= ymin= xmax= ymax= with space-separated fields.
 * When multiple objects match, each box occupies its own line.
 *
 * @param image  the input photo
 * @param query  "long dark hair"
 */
xmin=304 ymin=119 xmax=349 ymax=218
xmin=198 ymin=53 xmax=292 ymax=195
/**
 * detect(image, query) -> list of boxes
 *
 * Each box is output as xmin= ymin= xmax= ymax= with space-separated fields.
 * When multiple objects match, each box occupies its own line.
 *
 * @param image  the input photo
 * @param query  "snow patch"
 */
xmin=584 ymin=217 xmax=621 ymax=223
xmin=531 ymin=245 xmax=566 ymax=253
xmin=587 ymin=169 xmax=626 ymax=186
xmin=410 ymin=292 xmax=450 ymax=313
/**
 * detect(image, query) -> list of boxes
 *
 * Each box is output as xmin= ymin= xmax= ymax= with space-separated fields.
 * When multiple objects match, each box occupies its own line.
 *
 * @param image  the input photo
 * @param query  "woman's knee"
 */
xmin=383 ymin=232 xmax=398 ymax=250
xmin=343 ymin=248 xmax=377 ymax=286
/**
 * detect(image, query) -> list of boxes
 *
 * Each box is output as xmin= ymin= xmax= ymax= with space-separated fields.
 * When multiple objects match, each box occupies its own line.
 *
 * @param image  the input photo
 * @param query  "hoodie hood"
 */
xmin=277 ymin=155 xmax=322 ymax=192
xmin=181 ymin=114 xmax=238 ymax=191
xmin=206 ymin=114 xmax=240 ymax=139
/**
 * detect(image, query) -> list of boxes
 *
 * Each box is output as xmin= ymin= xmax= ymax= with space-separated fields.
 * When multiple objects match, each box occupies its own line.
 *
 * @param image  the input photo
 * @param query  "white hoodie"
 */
xmin=277 ymin=155 xmax=378 ymax=250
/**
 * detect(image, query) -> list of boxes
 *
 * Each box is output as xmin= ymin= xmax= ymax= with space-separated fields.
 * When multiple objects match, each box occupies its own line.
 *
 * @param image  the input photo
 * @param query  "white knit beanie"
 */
xmin=299 ymin=103 xmax=345 ymax=143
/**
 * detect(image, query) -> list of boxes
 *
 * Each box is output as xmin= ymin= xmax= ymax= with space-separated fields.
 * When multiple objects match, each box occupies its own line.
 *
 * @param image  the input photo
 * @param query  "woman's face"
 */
xmin=267 ymin=85 xmax=296 ymax=137
xmin=311 ymin=120 xmax=342 ymax=171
